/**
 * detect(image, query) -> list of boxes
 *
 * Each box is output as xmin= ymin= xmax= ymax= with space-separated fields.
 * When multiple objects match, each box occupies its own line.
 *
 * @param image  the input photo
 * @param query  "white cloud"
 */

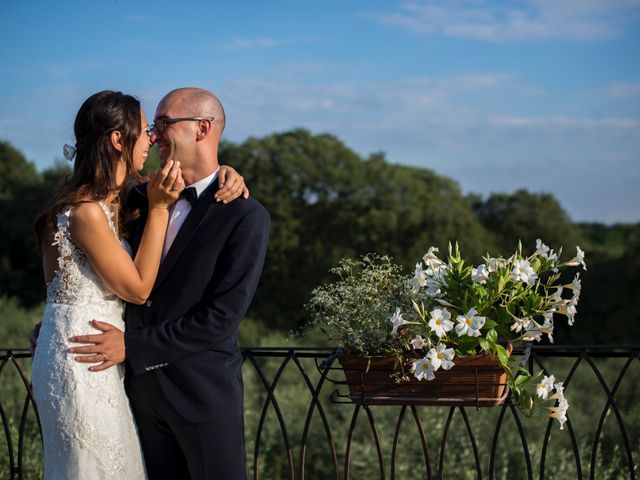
xmin=365 ymin=0 xmax=640 ymax=42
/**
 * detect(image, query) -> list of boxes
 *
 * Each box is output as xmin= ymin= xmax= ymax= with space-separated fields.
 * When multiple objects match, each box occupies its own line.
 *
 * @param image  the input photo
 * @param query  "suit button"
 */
xmin=146 ymin=300 xmax=152 ymax=307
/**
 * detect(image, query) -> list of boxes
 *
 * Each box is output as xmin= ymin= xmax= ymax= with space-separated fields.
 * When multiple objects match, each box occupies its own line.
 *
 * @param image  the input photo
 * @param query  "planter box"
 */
xmin=338 ymin=347 xmax=511 ymax=407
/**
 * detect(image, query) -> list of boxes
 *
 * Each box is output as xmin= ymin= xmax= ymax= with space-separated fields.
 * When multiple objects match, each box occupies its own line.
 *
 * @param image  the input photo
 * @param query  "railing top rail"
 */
xmin=2 ymin=345 xmax=639 ymax=360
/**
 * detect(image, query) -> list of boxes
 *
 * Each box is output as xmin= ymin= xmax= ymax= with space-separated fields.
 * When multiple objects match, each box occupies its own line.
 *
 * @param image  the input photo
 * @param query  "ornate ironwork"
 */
xmin=1 ymin=346 xmax=638 ymax=479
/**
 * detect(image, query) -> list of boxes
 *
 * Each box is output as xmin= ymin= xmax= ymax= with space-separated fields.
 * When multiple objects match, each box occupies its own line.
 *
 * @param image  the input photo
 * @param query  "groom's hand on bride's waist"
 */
xmin=68 ymin=320 xmax=126 ymax=372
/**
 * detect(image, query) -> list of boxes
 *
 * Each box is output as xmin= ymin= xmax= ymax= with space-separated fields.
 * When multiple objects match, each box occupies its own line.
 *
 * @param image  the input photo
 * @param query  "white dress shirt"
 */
xmin=162 ymin=168 xmax=219 ymax=259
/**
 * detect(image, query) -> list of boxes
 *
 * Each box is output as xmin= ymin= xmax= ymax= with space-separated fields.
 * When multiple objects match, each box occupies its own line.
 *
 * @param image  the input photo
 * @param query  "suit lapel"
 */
xmin=154 ymin=179 xmax=218 ymax=288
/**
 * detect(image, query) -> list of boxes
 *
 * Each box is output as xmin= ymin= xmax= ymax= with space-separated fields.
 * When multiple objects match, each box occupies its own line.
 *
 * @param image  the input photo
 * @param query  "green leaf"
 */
xmin=484 ymin=319 xmax=498 ymax=329
xmin=456 ymin=336 xmax=479 ymax=355
xmin=495 ymin=344 xmax=509 ymax=366
xmin=504 ymin=366 xmax=515 ymax=384
xmin=486 ymin=328 xmax=498 ymax=344
xmin=478 ymin=338 xmax=490 ymax=351
xmin=514 ymin=373 xmax=530 ymax=386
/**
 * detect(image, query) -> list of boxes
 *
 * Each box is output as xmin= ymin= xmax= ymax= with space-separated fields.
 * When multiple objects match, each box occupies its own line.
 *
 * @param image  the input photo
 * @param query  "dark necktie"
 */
xmin=180 ymin=186 xmax=197 ymax=205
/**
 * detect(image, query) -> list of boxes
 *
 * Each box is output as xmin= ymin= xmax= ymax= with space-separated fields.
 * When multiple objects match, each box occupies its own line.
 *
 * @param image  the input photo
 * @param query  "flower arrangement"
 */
xmin=303 ymin=241 xmax=586 ymax=428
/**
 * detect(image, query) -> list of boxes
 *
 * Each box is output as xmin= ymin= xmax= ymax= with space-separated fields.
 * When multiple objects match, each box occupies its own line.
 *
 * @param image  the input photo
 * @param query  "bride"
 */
xmin=31 ymin=90 xmax=246 ymax=479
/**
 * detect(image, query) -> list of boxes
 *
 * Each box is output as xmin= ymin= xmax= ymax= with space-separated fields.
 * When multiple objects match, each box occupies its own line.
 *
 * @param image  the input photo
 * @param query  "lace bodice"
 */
xmin=46 ymin=203 xmax=128 ymax=306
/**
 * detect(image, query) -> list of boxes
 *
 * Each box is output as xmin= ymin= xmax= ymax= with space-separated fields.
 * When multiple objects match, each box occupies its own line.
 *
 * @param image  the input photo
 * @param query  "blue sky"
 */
xmin=1 ymin=0 xmax=639 ymax=223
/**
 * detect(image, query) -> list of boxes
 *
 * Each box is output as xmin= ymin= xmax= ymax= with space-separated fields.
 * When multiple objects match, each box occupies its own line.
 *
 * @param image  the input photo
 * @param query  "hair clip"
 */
xmin=63 ymin=144 xmax=77 ymax=162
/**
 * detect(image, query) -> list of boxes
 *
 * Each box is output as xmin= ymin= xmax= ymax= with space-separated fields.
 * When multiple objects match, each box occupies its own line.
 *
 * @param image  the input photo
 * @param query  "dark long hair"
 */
xmin=35 ymin=90 xmax=143 ymax=244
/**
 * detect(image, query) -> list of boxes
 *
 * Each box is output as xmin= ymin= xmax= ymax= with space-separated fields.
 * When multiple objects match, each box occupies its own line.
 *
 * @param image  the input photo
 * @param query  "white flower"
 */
xmin=565 ymin=273 xmax=582 ymax=304
xmin=565 ymin=246 xmax=587 ymax=271
xmin=428 ymin=309 xmax=454 ymax=337
xmin=423 ymin=247 xmax=446 ymax=274
xmin=521 ymin=330 xmax=543 ymax=342
xmin=548 ymin=382 xmax=569 ymax=429
xmin=412 ymin=357 xmax=436 ymax=381
xmin=414 ymin=263 xmax=428 ymax=287
xmin=425 ymin=278 xmax=443 ymax=296
xmin=536 ymin=239 xmax=558 ymax=261
xmin=549 ymin=399 xmax=569 ymax=429
xmin=515 ymin=317 xmax=548 ymax=342
xmin=550 ymin=286 xmax=564 ymax=305
xmin=541 ymin=314 xmax=554 ymax=343
xmin=411 ymin=335 xmax=427 ymax=350
xmin=557 ymin=301 xmax=577 ymax=326
xmin=551 ymin=381 xmax=565 ymax=399
xmin=576 ymin=246 xmax=586 ymax=270
xmin=422 ymin=246 xmax=440 ymax=264
xmin=510 ymin=316 xmax=534 ymax=333
xmin=486 ymin=257 xmax=506 ymax=272
xmin=410 ymin=263 xmax=430 ymax=293
xmin=455 ymin=308 xmax=486 ymax=337
xmin=536 ymin=375 xmax=555 ymax=400
xmin=427 ymin=344 xmax=456 ymax=371
xmin=511 ymin=313 xmax=546 ymax=341
xmin=389 ymin=307 xmax=409 ymax=335
xmin=511 ymin=259 xmax=538 ymax=285
xmin=471 ymin=264 xmax=489 ymax=284
xmin=565 ymin=272 xmax=581 ymax=291
xmin=536 ymin=239 xmax=550 ymax=257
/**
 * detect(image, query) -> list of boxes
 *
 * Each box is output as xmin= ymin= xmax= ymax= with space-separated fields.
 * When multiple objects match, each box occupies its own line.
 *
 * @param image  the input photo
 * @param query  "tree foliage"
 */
xmin=0 ymin=143 xmax=71 ymax=304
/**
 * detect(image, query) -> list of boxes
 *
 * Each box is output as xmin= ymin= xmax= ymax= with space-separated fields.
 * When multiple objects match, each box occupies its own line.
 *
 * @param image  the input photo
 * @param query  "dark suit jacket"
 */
xmin=123 ymin=178 xmax=270 ymax=423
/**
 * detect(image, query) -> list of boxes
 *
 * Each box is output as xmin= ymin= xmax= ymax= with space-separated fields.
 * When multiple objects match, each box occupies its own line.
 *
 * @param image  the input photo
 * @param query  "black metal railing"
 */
xmin=1 ymin=346 xmax=639 ymax=479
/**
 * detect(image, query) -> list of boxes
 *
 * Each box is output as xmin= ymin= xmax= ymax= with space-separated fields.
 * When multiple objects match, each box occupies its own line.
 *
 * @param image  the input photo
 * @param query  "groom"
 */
xmin=70 ymin=88 xmax=270 ymax=479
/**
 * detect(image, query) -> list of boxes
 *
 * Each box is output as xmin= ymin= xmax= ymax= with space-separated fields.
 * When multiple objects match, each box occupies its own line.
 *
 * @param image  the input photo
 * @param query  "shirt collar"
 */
xmin=187 ymin=167 xmax=219 ymax=199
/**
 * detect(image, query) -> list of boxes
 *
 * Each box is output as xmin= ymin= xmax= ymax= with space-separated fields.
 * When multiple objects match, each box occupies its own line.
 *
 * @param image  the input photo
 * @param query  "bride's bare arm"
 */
xmin=70 ymin=161 xmax=182 ymax=304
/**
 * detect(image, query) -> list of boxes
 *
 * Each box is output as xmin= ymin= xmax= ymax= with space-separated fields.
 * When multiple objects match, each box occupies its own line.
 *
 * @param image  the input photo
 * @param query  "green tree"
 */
xmin=0 ymin=142 xmax=70 ymax=305
xmin=470 ymin=189 xmax=580 ymax=255
xmin=0 ymin=141 xmax=39 ymax=200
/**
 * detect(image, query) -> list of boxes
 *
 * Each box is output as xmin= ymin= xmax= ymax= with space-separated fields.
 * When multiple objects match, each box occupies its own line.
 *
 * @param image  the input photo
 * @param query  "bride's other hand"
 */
xmin=29 ymin=321 xmax=42 ymax=356
xmin=215 ymin=165 xmax=249 ymax=204
xmin=147 ymin=160 xmax=184 ymax=209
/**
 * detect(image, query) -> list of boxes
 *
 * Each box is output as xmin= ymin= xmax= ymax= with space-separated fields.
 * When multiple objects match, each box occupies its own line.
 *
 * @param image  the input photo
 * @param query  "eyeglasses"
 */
xmin=148 ymin=116 xmax=215 ymax=135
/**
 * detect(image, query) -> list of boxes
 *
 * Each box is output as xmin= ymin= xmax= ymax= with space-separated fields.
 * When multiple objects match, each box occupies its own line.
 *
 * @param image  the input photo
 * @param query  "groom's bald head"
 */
xmin=158 ymin=87 xmax=226 ymax=134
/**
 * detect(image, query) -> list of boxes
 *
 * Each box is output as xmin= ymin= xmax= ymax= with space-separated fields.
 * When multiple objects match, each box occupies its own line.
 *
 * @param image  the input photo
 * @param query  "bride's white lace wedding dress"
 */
xmin=31 ymin=203 xmax=146 ymax=479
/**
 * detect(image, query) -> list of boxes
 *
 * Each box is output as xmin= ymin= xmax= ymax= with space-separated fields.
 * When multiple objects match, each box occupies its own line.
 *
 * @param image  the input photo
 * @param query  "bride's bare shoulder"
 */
xmin=68 ymin=202 xmax=111 ymax=235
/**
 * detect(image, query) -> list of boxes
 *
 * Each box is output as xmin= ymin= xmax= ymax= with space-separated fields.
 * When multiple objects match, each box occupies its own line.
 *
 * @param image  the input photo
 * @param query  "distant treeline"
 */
xmin=1 ymin=132 xmax=638 ymax=343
